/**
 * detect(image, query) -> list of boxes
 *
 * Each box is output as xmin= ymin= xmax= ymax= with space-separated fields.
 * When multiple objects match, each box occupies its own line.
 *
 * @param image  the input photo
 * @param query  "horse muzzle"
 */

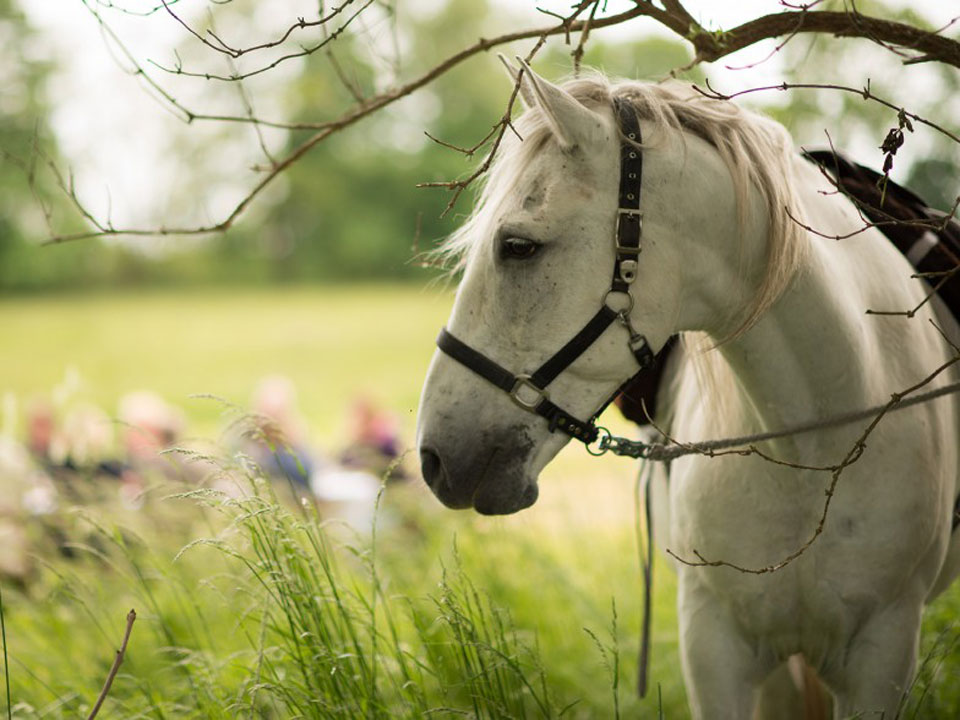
xmin=418 ymin=428 xmax=539 ymax=515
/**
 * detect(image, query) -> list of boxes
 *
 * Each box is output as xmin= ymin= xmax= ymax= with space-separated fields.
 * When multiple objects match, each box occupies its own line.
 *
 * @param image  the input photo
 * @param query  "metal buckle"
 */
xmin=510 ymin=374 xmax=548 ymax=411
xmin=616 ymin=207 xmax=643 ymax=243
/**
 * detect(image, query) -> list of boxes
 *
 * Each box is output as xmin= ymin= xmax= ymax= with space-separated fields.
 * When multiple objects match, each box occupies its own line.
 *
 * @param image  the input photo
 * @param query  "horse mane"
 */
xmin=438 ymin=73 xmax=809 ymax=340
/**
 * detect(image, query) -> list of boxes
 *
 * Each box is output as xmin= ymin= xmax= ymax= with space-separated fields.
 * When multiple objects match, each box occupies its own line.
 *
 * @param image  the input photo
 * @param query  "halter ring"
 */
xmin=586 ymin=426 xmax=612 ymax=456
xmin=604 ymin=289 xmax=634 ymax=315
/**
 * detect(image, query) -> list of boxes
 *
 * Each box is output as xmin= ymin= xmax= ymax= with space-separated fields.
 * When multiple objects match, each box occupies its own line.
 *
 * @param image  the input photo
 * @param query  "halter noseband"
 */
xmin=436 ymin=97 xmax=654 ymax=447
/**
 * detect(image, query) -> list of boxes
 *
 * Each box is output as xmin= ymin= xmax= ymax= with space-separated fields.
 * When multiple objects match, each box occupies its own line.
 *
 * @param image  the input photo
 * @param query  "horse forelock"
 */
xmin=432 ymin=75 xmax=614 ymax=273
xmin=435 ymin=73 xmax=808 ymax=339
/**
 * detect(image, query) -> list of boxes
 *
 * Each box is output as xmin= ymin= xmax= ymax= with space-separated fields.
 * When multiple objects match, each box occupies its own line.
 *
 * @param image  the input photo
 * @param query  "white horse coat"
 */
xmin=417 ymin=64 xmax=960 ymax=718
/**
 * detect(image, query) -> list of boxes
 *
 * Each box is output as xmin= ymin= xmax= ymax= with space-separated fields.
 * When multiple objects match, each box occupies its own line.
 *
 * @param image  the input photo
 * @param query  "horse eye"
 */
xmin=500 ymin=236 xmax=540 ymax=260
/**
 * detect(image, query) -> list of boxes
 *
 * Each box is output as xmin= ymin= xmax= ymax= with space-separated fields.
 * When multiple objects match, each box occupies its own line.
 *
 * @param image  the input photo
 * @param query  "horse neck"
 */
xmin=699 ymin=166 xmax=876 ymax=433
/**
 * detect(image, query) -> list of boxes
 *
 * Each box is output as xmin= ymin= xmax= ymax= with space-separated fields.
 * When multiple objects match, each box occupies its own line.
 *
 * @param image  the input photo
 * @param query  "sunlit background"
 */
xmin=1 ymin=1 xmax=959 ymax=717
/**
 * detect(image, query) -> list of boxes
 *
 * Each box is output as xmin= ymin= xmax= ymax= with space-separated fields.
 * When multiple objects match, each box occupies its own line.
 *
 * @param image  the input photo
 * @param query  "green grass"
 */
xmin=0 ymin=286 xmax=958 ymax=718
xmin=0 ymin=459 xmax=684 ymax=718
xmin=0 ymin=285 xmax=685 ymax=717
xmin=0 ymin=284 xmax=453 ymax=438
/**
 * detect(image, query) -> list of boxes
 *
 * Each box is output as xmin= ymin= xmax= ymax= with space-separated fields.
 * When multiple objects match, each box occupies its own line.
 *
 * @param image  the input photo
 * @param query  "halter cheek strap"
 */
xmin=436 ymin=95 xmax=655 ymax=446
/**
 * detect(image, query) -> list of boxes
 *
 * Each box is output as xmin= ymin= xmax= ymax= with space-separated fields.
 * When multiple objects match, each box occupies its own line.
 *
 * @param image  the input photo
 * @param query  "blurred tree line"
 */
xmin=1 ymin=0 xmax=955 ymax=294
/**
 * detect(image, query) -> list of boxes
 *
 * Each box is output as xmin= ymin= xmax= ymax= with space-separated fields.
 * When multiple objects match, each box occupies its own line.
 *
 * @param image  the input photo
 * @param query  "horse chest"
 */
xmin=668 ymin=428 xmax=949 ymax=632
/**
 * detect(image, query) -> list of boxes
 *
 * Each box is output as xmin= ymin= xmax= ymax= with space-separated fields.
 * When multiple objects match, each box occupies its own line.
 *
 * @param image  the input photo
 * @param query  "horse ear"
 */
xmin=497 ymin=53 xmax=536 ymax=110
xmin=515 ymin=57 xmax=602 ymax=151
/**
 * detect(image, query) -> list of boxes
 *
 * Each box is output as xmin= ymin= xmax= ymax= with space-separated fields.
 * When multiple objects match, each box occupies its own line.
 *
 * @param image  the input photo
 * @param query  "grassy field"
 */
xmin=0 ymin=285 xmax=958 ymax=718
xmin=1 ymin=284 xmax=455 ymax=439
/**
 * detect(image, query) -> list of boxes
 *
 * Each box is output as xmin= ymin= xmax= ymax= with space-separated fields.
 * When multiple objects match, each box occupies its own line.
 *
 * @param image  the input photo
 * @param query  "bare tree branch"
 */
xmin=95 ymin=0 xmax=183 ymax=17
xmin=695 ymin=79 xmax=960 ymax=146
xmin=160 ymin=0 xmax=360 ymax=59
xmin=416 ymin=1 xmax=604 ymax=216
xmin=49 ymin=0 xmax=650 ymax=242
xmin=39 ymin=0 xmax=960 ymax=245
xmin=679 ymin=7 xmax=960 ymax=68
xmin=153 ymin=0 xmax=374 ymax=82
xmin=666 ymin=339 xmax=960 ymax=575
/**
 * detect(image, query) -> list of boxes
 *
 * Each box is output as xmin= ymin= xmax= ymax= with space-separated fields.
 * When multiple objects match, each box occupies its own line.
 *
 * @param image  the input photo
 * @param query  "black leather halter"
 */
xmin=436 ymin=97 xmax=655 ymax=447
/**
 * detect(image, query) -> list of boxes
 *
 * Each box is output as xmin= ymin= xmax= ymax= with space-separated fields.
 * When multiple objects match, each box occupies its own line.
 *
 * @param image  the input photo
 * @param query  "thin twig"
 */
xmin=415 ymin=1 xmax=601 ymax=216
xmin=153 ymin=0 xmax=373 ymax=82
xmin=87 ymin=609 xmax=136 ymax=720
xmin=424 ymin=125 xmax=500 ymax=158
xmin=572 ymin=1 xmax=601 ymax=73
xmin=326 ymin=49 xmax=366 ymax=104
xmin=696 ymin=78 xmax=960 ymax=145
xmin=783 ymin=204 xmax=960 ymax=244
xmin=48 ymin=2 xmax=960 ymax=244
xmin=158 ymin=0 xmax=359 ymax=59
xmin=228 ymin=56 xmax=277 ymax=169
xmin=724 ymin=4 xmax=814 ymax=71
xmin=666 ymin=344 xmax=960 ymax=575
xmin=48 ymin=2 xmax=653 ymax=244
xmin=95 ymin=0 xmax=182 ymax=17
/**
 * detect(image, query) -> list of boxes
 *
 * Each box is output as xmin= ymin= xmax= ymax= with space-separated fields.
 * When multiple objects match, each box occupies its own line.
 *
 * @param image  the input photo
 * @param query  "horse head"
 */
xmin=416 ymin=61 xmax=695 ymax=515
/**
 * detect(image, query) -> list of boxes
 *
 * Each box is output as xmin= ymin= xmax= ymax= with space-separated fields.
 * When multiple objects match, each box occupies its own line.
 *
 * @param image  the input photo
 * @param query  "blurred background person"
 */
xmin=247 ymin=374 xmax=317 ymax=493
xmin=339 ymin=396 xmax=407 ymax=481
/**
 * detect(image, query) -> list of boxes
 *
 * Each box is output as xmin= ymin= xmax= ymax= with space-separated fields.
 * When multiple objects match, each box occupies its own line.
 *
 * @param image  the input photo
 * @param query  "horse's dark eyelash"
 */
xmin=498 ymin=236 xmax=542 ymax=260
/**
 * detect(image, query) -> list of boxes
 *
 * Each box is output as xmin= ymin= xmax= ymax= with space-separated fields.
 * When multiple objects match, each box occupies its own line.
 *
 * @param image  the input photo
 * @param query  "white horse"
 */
xmin=416 ymin=60 xmax=960 ymax=718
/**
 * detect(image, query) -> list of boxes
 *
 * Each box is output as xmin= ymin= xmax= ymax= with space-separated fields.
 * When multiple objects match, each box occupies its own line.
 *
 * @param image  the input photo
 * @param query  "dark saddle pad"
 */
xmin=614 ymin=149 xmax=960 ymax=426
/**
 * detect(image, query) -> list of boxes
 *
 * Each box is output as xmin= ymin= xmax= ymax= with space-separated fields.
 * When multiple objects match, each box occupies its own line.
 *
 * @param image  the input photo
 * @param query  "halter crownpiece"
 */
xmin=436 ymin=95 xmax=656 ymax=447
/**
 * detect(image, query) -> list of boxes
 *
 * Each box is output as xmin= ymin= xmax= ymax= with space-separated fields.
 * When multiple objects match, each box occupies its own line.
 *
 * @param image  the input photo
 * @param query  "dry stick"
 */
xmin=326 ymin=49 xmax=366 ymax=105
xmin=417 ymin=66 xmax=532 ymax=216
xmin=228 ymin=56 xmax=277 ymax=170
xmin=695 ymin=78 xmax=960 ymax=145
xmin=98 ymin=2 xmax=960 ymax=122
xmin=780 ymin=1 xmax=829 ymax=11
xmin=783 ymin=202 xmax=960 ymax=247
xmin=847 ymin=0 xmax=911 ymax=60
xmin=0 ymin=583 xmax=11 ymax=720
xmin=414 ymin=0 xmax=596 ymax=212
xmin=866 ymin=262 xmax=960 ymax=318
xmin=723 ymin=4 xmax=815 ymax=72
xmin=87 ymin=609 xmax=136 ymax=720
xmin=785 ymin=199 xmax=960 ymax=321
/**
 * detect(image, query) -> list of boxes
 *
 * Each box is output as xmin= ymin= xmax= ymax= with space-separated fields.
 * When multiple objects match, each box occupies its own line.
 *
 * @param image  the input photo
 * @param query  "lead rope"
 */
xmin=634 ymin=457 xmax=655 ymax=697
xmin=593 ymin=378 xmax=960 ymax=462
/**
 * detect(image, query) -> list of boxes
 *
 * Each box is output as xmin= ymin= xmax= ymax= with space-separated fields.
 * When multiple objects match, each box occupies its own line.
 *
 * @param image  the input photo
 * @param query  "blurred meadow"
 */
xmin=2 ymin=0 xmax=960 ymax=717
xmin=0 ymin=284 xmax=690 ymax=717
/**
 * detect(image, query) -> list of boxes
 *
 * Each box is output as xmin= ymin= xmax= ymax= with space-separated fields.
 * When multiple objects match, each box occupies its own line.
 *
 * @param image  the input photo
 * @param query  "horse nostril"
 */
xmin=419 ymin=447 xmax=446 ymax=489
